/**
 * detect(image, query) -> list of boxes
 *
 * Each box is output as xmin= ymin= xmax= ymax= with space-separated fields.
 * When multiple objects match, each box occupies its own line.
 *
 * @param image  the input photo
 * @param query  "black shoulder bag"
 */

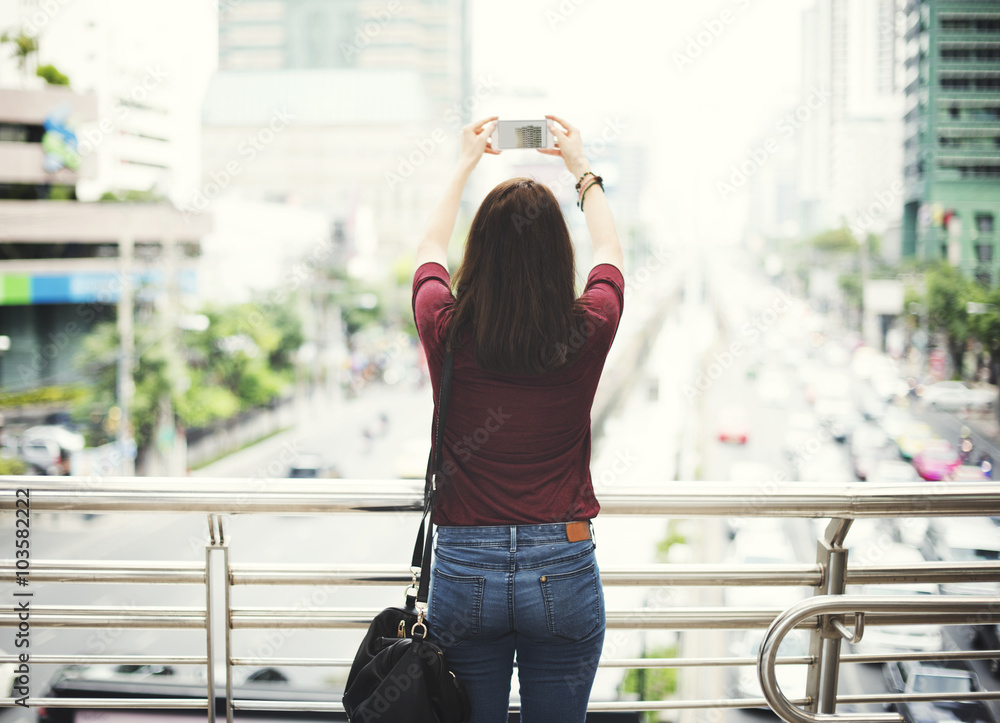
xmin=342 ymin=351 xmax=470 ymax=723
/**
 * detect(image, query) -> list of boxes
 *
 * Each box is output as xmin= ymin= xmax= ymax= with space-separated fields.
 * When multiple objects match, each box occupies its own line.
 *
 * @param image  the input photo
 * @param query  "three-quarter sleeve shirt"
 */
xmin=412 ymin=262 xmax=625 ymax=526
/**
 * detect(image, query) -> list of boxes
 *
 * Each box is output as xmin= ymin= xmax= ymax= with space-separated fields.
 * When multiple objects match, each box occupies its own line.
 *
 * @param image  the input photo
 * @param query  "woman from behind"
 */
xmin=412 ymin=114 xmax=625 ymax=723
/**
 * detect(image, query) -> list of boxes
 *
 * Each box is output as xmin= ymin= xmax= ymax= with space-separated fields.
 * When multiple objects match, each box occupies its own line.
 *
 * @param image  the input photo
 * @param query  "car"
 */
xmin=895 ymin=422 xmax=936 ymax=461
xmin=0 ymin=647 xmax=14 ymax=697
xmin=867 ymin=460 xmax=921 ymax=484
xmin=725 ymin=523 xmax=812 ymax=607
xmin=16 ymin=424 xmax=85 ymax=475
xmin=850 ymin=424 xmax=898 ymax=480
xmin=846 ymin=544 xmax=942 ymax=655
xmin=882 ymin=661 xmax=990 ymax=723
xmin=286 ymin=454 xmax=337 ymax=479
xmin=716 ymin=405 xmax=749 ymax=444
xmin=923 ymin=517 xmax=1000 ymax=566
xmin=725 ymin=462 xmax=780 ymax=536
xmin=796 ymin=444 xmax=854 ymax=484
xmin=784 ymin=412 xmax=823 ymax=459
xmin=912 ymin=441 xmax=961 ymax=481
xmin=38 ymin=663 xmax=336 ymax=723
xmin=920 ymin=381 xmax=994 ymax=412
xmin=757 ymin=372 xmax=791 ymax=406
xmin=880 ymin=404 xmax=915 ymax=442
xmin=729 ymin=628 xmax=810 ymax=703
xmin=949 ymin=464 xmax=989 ymax=482
xmin=974 ymin=624 xmax=1000 ymax=674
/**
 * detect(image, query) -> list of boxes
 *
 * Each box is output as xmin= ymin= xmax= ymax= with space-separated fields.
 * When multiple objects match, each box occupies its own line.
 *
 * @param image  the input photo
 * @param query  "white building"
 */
xmin=799 ymin=0 xmax=905 ymax=240
xmin=0 ymin=0 xmax=215 ymax=203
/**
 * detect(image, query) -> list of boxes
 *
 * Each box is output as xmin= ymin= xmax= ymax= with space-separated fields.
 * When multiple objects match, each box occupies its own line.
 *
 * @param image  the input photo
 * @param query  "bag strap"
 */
xmin=410 ymin=349 xmax=454 ymax=608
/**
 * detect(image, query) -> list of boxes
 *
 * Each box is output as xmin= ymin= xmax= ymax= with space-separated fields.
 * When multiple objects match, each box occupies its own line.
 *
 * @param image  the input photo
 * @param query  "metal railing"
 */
xmin=1 ymin=477 xmax=1000 ymax=722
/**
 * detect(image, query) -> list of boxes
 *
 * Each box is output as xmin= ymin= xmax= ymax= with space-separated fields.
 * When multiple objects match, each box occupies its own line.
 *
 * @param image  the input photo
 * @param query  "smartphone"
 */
xmin=493 ymin=120 xmax=551 ymax=150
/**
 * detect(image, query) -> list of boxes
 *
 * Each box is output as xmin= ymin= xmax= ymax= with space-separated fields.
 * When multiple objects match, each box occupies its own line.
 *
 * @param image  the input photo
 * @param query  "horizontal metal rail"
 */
xmin=0 ymin=606 xmax=206 ymax=628
xmin=0 ymin=698 xmax=209 ymax=710
xmin=5 ymin=559 xmax=998 ymax=588
xmin=5 ymin=478 xmax=1000 ymax=517
xmin=759 ymin=596 xmax=1000 ymax=723
xmin=7 ymin=559 xmax=997 ymax=588
xmin=0 ymin=560 xmax=206 ymax=584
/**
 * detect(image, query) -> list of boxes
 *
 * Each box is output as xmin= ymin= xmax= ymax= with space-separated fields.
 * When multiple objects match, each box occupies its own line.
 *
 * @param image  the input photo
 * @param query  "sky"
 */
xmin=0 ymin=0 xmax=817 ymax=247
xmin=470 ymin=0 xmax=815 ymax=245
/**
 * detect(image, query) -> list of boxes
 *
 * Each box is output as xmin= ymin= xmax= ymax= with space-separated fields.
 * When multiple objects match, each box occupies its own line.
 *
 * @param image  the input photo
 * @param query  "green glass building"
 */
xmin=902 ymin=0 xmax=1000 ymax=282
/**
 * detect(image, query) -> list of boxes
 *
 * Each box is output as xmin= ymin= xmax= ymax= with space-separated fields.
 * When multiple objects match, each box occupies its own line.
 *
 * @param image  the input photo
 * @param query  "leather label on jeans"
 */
xmin=565 ymin=521 xmax=590 ymax=542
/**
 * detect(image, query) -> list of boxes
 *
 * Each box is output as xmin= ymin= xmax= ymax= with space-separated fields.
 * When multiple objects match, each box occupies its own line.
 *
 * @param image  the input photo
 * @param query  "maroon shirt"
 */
xmin=412 ymin=261 xmax=625 ymax=526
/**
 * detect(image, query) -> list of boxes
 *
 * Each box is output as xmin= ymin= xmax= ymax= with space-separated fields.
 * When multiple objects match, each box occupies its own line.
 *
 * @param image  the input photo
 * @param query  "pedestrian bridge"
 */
xmin=2 ymin=478 xmax=1000 ymax=722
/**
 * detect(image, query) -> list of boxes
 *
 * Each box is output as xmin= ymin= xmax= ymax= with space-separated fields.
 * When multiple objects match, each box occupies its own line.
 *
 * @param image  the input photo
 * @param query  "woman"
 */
xmin=412 ymin=114 xmax=624 ymax=723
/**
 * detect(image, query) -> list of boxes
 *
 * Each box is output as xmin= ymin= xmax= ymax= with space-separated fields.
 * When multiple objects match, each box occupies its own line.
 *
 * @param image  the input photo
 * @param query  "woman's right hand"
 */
xmin=538 ymin=114 xmax=590 ymax=179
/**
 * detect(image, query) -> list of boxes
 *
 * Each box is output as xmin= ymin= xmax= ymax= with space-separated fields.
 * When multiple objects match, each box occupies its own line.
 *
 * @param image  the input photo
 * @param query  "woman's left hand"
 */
xmin=459 ymin=116 xmax=500 ymax=169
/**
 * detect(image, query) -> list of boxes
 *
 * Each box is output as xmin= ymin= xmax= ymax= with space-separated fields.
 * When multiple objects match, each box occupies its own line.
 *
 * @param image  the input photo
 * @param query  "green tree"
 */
xmin=925 ymin=263 xmax=973 ymax=379
xmin=967 ymin=286 xmax=1000 ymax=412
xmin=0 ymin=29 xmax=38 ymax=78
xmin=36 ymin=63 xmax=69 ymax=86
xmin=808 ymin=226 xmax=859 ymax=255
xmin=620 ymin=645 xmax=679 ymax=722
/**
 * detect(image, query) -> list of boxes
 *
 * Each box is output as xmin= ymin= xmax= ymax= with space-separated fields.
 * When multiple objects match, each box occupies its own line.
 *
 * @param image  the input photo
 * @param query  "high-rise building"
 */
xmin=901 ymin=0 xmax=1000 ymax=281
xmin=218 ymin=0 xmax=466 ymax=116
xmin=799 ymin=0 xmax=904 ymax=239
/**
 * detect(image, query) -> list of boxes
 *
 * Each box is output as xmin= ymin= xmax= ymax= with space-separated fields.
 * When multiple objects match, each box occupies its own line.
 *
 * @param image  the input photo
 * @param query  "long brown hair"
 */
xmin=447 ymin=177 xmax=584 ymax=375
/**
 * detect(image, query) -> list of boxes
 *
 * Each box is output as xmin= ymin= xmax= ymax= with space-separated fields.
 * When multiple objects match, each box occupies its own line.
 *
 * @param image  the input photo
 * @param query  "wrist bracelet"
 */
xmin=575 ymin=171 xmax=596 ymax=191
xmin=577 ymin=175 xmax=604 ymax=211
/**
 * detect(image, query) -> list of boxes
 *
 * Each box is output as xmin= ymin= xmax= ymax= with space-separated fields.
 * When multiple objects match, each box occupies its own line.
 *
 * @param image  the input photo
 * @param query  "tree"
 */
xmin=808 ymin=226 xmax=859 ymax=255
xmin=36 ymin=63 xmax=69 ymax=86
xmin=0 ymin=29 xmax=38 ymax=80
xmin=967 ymin=287 xmax=1000 ymax=423
xmin=925 ymin=263 xmax=973 ymax=379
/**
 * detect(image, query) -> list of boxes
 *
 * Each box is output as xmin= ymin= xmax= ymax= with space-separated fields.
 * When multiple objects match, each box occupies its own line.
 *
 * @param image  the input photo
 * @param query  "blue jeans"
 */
xmin=427 ymin=522 xmax=605 ymax=723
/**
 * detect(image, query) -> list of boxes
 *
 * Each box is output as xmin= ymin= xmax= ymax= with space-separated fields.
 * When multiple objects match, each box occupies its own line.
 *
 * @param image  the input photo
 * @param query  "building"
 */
xmin=799 ymin=0 xmax=905 ymax=239
xmin=218 ymin=0 xmax=468 ymax=118
xmin=0 ymin=0 xmax=213 ymax=204
xmin=203 ymin=0 xmax=475 ymax=294
xmin=901 ymin=0 xmax=1000 ymax=282
xmin=0 ymin=86 xmax=210 ymax=395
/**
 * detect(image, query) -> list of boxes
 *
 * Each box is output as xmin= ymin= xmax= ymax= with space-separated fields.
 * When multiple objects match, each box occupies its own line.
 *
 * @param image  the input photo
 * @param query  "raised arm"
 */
xmin=539 ymin=114 xmax=624 ymax=273
xmin=414 ymin=116 xmax=499 ymax=271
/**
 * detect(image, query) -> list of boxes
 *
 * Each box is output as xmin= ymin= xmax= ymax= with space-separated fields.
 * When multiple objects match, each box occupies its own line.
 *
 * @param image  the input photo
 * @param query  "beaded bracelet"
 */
xmin=575 ymin=171 xmax=597 ymax=192
xmin=577 ymin=175 xmax=604 ymax=210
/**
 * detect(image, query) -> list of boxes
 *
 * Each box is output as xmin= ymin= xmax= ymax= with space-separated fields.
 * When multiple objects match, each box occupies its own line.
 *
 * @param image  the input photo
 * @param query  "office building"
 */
xmin=901 ymin=0 xmax=1000 ymax=282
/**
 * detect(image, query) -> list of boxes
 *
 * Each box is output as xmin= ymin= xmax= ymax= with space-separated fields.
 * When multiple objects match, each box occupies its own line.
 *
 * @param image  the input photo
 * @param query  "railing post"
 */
xmin=808 ymin=517 xmax=852 ymax=716
xmin=205 ymin=515 xmax=233 ymax=723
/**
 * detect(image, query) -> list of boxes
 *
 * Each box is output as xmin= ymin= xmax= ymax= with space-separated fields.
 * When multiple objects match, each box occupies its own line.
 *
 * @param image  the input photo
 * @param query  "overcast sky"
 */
xmin=470 ymin=0 xmax=815 ymax=245
xmin=0 ymin=0 xmax=816 ymax=246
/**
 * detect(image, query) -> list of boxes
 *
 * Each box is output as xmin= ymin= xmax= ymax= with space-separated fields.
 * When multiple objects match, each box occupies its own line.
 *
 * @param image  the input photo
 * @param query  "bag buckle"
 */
xmin=411 ymin=606 xmax=428 ymax=639
xmin=404 ymin=566 xmax=420 ymax=599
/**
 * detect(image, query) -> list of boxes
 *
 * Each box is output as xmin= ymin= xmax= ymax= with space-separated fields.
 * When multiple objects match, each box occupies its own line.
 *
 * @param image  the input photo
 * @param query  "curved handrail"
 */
xmin=757 ymin=595 xmax=1000 ymax=723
